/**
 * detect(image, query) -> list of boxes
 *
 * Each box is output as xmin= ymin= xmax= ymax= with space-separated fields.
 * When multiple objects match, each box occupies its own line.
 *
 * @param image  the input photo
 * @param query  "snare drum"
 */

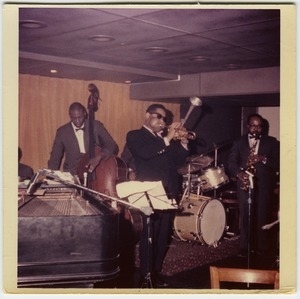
xmin=174 ymin=197 xmax=226 ymax=246
xmin=199 ymin=166 xmax=229 ymax=191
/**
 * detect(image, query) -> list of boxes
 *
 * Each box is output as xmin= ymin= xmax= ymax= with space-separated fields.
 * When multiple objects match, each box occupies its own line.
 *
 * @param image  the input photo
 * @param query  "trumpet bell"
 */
xmin=189 ymin=96 xmax=202 ymax=107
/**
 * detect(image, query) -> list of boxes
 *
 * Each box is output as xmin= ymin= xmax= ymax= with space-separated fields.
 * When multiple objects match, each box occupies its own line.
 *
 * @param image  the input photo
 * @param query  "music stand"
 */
xmin=116 ymin=181 xmax=177 ymax=288
xmin=140 ymin=191 xmax=154 ymax=288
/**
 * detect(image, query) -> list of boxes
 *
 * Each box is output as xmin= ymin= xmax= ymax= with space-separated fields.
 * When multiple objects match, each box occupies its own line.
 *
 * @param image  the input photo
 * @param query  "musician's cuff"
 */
xmin=163 ymin=137 xmax=170 ymax=146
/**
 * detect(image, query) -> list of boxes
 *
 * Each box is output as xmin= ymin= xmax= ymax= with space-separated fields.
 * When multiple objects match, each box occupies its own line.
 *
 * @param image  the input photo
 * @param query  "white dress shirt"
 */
xmin=72 ymin=123 xmax=86 ymax=153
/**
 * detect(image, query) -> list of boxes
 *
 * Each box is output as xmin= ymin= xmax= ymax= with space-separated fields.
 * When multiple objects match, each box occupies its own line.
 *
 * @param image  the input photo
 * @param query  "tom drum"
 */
xmin=199 ymin=166 xmax=229 ymax=191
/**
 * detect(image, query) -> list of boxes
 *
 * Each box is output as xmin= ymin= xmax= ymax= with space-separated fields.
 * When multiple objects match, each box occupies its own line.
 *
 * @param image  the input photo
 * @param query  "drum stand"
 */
xmin=181 ymin=163 xmax=194 ymax=205
xmin=186 ymin=163 xmax=192 ymax=199
xmin=213 ymin=145 xmax=218 ymax=199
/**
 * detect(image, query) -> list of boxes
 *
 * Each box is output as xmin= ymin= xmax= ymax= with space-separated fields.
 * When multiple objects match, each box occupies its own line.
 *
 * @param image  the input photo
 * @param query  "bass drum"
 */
xmin=174 ymin=197 xmax=226 ymax=246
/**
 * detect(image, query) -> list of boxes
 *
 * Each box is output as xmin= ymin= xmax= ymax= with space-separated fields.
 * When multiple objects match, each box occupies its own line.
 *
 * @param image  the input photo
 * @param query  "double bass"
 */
xmin=77 ymin=84 xmax=142 ymax=243
xmin=77 ymin=83 xmax=127 ymax=197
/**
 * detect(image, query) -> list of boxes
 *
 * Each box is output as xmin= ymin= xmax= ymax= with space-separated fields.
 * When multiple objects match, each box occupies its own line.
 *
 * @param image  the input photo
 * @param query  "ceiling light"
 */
xmin=19 ymin=20 xmax=48 ymax=29
xmin=145 ymin=47 xmax=168 ymax=53
xmin=124 ymin=80 xmax=131 ymax=84
xmin=224 ymin=64 xmax=239 ymax=69
xmin=90 ymin=35 xmax=115 ymax=42
xmin=189 ymin=56 xmax=210 ymax=62
xmin=50 ymin=69 xmax=57 ymax=74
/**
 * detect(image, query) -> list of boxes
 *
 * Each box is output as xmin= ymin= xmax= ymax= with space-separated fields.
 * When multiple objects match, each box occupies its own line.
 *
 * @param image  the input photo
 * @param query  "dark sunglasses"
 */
xmin=248 ymin=124 xmax=263 ymax=128
xmin=150 ymin=112 xmax=167 ymax=123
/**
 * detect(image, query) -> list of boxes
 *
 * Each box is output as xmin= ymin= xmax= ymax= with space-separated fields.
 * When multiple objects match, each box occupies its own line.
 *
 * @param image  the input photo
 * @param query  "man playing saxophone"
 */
xmin=227 ymin=114 xmax=279 ymax=258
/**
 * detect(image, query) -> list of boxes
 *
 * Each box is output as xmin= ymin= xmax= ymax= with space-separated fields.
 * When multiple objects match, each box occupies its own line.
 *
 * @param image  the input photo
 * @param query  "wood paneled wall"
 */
xmin=19 ymin=74 xmax=181 ymax=172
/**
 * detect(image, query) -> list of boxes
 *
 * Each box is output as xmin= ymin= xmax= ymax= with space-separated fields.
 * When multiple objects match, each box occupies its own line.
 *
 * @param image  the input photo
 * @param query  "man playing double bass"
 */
xmin=48 ymin=102 xmax=119 ymax=177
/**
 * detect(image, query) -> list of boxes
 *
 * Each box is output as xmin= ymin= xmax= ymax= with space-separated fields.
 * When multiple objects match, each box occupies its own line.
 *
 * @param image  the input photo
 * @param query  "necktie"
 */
xmin=249 ymin=134 xmax=261 ymax=140
xmin=75 ymin=127 xmax=85 ymax=132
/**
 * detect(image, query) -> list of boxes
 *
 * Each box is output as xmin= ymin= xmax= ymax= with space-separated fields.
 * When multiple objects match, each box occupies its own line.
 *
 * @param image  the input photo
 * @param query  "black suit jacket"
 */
xmin=48 ymin=119 xmax=118 ymax=174
xmin=126 ymin=126 xmax=188 ymax=199
xmin=227 ymin=134 xmax=279 ymax=187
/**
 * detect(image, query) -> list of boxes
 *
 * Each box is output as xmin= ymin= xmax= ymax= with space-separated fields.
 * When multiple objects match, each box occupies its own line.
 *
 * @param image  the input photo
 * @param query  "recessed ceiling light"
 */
xmin=90 ymin=35 xmax=115 ymax=42
xmin=189 ymin=56 xmax=210 ymax=62
xmin=124 ymin=80 xmax=131 ymax=84
xmin=50 ymin=69 xmax=57 ymax=74
xmin=145 ymin=47 xmax=168 ymax=53
xmin=224 ymin=64 xmax=239 ymax=69
xmin=19 ymin=20 xmax=48 ymax=29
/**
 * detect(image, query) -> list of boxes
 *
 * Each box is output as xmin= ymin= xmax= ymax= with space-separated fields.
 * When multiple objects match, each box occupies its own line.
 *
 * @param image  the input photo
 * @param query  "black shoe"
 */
xmin=153 ymin=272 xmax=168 ymax=288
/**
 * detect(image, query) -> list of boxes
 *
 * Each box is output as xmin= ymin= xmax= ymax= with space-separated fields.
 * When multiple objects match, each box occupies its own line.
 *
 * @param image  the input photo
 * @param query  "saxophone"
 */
xmin=241 ymin=139 xmax=258 ymax=191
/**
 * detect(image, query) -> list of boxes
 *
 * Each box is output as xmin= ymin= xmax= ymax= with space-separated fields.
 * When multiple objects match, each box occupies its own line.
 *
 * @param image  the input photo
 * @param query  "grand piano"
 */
xmin=18 ymin=173 xmax=121 ymax=288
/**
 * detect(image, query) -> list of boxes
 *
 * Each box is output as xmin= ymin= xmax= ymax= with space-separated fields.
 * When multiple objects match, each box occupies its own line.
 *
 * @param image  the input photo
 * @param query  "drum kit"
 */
xmin=174 ymin=144 xmax=231 ymax=247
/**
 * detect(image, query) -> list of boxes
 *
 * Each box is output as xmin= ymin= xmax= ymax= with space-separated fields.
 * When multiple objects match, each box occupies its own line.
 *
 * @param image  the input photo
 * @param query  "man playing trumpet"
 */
xmin=126 ymin=103 xmax=190 ymax=288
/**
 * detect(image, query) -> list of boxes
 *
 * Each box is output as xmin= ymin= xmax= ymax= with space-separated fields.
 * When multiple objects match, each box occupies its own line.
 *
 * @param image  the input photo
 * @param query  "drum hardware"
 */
xmin=213 ymin=142 xmax=219 ymax=198
xmin=187 ymin=202 xmax=194 ymax=209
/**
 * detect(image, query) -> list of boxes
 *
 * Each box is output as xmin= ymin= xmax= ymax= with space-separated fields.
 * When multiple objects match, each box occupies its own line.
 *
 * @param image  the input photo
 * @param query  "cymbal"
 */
xmin=203 ymin=140 xmax=233 ymax=154
xmin=178 ymin=163 xmax=203 ymax=175
xmin=187 ymin=155 xmax=214 ymax=167
xmin=178 ymin=155 xmax=214 ymax=175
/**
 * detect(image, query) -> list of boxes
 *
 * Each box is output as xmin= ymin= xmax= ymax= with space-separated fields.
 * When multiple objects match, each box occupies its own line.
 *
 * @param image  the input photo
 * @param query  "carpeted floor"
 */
xmin=156 ymin=235 xmax=241 ymax=289
xmin=161 ymin=236 xmax=240 ymax=277
xmin=115 ymin=232 xmax=279 ymax=289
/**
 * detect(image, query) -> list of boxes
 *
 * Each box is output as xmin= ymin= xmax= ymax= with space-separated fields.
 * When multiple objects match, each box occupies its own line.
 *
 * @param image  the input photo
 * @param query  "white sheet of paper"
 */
xmin=116 ymin=181 xmax=176 ymax=210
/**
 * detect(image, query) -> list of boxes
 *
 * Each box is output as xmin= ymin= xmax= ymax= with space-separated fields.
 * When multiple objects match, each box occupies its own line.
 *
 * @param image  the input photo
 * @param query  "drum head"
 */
xmin=198 ymin=199 xmax=226 ymax=246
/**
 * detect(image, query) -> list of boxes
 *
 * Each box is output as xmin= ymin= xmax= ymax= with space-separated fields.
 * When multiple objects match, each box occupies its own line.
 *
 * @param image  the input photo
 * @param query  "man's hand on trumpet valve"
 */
xmin=166 ymin=122 xmax=184 ymax=142
xmin=178 ymin=129 xmax=189 ymax=146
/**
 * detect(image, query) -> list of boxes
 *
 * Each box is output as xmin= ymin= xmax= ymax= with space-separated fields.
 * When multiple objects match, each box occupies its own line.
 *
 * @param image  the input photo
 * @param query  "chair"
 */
xmin=209 ymin=266 xmax=279 ymax=289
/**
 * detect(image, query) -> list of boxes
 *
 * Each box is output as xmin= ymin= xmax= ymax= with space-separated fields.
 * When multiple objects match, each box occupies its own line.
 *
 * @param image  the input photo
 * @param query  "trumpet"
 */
xmin=164 ymin=126 xmax=197 ymax=140
xmin=170 ymin=96 xmax=202 ymax=141
xmin=172 ymin=127 xmax=197 ymax=140
xmin=181 ymin=96 xmax=202 ymax=127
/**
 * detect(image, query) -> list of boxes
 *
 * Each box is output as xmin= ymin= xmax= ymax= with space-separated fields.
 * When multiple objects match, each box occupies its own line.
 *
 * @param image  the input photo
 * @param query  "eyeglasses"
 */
xmin=150 ymin=112 xmax=167 ymax=123
xmin=248 ymin=124 xmax=262 ymax=128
